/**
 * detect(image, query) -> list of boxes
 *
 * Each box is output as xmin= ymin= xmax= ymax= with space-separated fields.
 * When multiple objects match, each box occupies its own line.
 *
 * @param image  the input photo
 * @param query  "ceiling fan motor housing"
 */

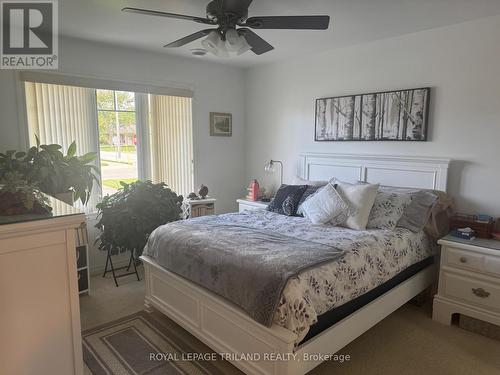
xmin=206 ymin=0 xmax=248 ymax=24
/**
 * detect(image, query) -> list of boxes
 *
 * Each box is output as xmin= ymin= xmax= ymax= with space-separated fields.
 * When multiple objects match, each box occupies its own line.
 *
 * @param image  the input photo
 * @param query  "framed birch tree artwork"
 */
xmin=315 ymin=88 xmax=430 ymax=141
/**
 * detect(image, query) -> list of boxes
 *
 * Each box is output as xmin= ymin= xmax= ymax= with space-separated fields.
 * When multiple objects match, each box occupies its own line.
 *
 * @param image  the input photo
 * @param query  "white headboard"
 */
xmin=298 ymin=153 xmax=450 ymax=191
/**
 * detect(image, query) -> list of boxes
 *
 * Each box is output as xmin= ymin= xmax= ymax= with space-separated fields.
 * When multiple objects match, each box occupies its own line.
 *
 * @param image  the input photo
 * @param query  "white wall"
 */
xmin=0 ymin=36 xmax=247 ymax=272
xmin=244 ymin=15 xmax=500 ymax=216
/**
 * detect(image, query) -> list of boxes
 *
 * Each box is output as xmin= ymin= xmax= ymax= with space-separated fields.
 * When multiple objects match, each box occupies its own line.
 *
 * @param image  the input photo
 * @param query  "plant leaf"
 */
xmin=79 ymin=152 xmax=97 ymax=164
xmin=67 ymin=141 xmax=76 ymax=157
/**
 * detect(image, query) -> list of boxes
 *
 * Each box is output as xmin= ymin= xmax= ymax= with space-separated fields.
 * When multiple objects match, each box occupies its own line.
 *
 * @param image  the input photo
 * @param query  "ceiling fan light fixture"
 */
xmin=225 ymin=29 xmax=242 ymax=52
xmin=236 ymin=36 xmax=251 ymax=56
xmin=215 ymin=36 xmax=229 ymax=57
xmin=201 ymin=31 xmax=220 ymax=55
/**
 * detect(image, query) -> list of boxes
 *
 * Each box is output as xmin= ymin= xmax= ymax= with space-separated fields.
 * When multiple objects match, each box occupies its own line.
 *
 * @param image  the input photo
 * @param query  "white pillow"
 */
xmin=301 ymin=184 xmax=350 ymax=225
xmin=335 ymin=181 xmax=379 ymax=230
xmin=292 ymin=176 xmax=329 ymax=187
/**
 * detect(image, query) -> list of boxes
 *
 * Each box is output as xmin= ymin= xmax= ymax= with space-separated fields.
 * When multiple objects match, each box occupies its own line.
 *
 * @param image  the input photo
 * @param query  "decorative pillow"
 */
xmin=367 ymin=191 xmax=412 ymax=230
xmin=397 ymin=191 xmax=438 ymax=232
xmin=297 ymin=185 xmax=322 ymax=216
xmin=301 ymin=184 xmax=350 ymax=225
xmin=267 ymin=184 xmax=307 ymax=216
xmin=335 ymin=181 xmax=379 ymax=230
xmin=282 ymin=195 xmax=298 ymax=216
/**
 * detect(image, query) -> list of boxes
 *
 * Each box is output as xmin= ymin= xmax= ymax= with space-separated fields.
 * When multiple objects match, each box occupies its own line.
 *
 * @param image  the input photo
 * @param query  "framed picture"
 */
xmin=210 ymin=112 xmax=232 ymax=137
xmin=315 ymin=87 xmax=430 ymax=141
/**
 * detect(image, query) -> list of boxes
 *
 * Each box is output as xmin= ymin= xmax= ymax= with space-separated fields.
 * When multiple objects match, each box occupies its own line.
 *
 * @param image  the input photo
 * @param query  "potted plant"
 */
xmin=0 ymin=171 xmax=52 ymax=215
xmin=95 ymin=180 xmax=183 ymax=257
xmin=0 ymin=137 xmax=100 ymax=205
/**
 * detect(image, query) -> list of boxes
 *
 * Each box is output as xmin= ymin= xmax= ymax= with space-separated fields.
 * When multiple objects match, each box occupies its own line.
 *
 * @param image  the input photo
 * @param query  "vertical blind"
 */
xmin=25 ymin=82 xmax=101 ymax=210
xmin=25 ymin=82 xmax=98 ymax=154
xmin=149 ymin=95 xmax=194 ymax=196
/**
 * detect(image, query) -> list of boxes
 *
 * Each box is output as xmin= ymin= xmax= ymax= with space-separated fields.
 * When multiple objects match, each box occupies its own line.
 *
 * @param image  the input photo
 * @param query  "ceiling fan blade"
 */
xmin=238 ymin=28 xmax=274 ymax=55
xmin=164 ymin=29 xmax=215 ymax=48
xmin=122 ymin=7 xmax=215 ymax=25
xmin=242 ymin=15 xmax=330 ymax=30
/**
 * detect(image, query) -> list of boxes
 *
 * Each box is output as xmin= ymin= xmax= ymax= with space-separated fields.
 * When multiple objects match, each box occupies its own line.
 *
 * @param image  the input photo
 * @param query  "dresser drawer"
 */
xmin=443 ymin=272 xmax=500 ymax=312
xmin=445 ymin=247 xmax=484 ymax=272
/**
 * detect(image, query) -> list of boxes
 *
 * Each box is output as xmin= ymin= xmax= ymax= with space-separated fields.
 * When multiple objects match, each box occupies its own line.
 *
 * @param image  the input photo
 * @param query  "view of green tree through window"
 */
xmin=96 ymin=90 xmax=138 ymax=195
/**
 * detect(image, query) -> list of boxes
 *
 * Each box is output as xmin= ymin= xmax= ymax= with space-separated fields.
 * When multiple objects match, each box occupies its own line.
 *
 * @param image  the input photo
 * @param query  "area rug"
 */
xmin=82 ymin=311 xmax=240 ymax=375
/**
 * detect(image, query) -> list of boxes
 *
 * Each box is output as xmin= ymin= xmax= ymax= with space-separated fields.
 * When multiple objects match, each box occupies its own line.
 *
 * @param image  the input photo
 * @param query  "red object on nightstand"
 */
xmin=246 ymin=179 xmax=260 ymax=201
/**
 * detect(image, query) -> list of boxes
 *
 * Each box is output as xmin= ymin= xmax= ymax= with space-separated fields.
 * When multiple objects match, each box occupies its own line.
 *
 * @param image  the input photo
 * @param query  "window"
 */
xmin=96 ymin=90 xmax=138 ymax=195
xmin=24 ymin=80 xmax=194 ymax=212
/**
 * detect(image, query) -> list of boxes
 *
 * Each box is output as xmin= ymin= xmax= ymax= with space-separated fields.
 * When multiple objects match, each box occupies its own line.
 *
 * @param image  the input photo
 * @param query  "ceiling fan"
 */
xmin=122 ymin=0 xmax=330 ymax=57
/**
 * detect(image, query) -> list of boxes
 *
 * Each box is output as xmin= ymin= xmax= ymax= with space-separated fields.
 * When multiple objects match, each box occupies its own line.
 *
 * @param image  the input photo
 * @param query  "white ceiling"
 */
xmin=60 ymin=0 xmax=500 ymax=68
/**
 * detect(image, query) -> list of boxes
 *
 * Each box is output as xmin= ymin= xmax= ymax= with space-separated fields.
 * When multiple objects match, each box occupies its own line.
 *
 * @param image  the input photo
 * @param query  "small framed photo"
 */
xmin=210 ymin=112 xmax=232 ymax=137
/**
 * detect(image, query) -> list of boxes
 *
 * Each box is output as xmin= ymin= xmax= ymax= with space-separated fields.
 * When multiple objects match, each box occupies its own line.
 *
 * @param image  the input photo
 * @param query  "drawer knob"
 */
xmin=459 ymin=257 xmax=467 ymax=263
xmin=472 ymin=288 xmax=490 ymax=298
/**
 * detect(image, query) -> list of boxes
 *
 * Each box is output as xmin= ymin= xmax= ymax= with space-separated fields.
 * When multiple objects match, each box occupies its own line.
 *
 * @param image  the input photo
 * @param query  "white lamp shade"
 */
xmin=215 ymin=36 xmax=229 ymax=57
xmin=264 ymin=161 xmax=276 ymax=172
xmin=201 ymin=31 xmax=220 ymax=55
xmin=225 ymin=29 xmax=241 ymax=52
xmin=201 ymin=29 xmax=252 ymax=57
xmin=237 ymin=36 xmax=252 ymax=56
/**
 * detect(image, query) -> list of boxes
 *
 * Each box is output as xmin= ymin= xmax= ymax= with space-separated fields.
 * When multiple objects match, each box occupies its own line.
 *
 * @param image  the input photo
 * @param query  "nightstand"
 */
xmin=237 ymin=199 xmax=269 ymax=212
xmin=182 ymin=198 xmax=216 ymax=219
xmin=433 ymin=235 xmax=500 ymax=328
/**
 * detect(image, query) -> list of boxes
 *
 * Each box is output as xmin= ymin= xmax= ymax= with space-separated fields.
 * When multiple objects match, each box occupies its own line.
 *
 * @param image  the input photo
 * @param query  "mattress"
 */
xmin=145 ymin=210 xmax=436 ymax=344
xmin=299 ymin=256 xmax=434 ymax=344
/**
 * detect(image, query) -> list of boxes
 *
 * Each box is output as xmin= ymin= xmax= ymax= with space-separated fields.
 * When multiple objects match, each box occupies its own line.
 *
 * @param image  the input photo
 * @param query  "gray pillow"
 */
xmin=367 ymin=191 xmax=412 ymax=230
xmin=397 ymin=191 xmax=438 ymax=232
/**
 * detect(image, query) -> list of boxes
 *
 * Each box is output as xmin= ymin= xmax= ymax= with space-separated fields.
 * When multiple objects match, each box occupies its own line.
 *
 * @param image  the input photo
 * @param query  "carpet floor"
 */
xmin=81 ymin=268 xmax=500 ymax=374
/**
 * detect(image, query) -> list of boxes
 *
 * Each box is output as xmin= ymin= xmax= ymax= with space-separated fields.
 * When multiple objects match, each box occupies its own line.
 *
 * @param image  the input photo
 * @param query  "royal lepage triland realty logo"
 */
xmin=1 ymin=0 xmax=58 ymax=69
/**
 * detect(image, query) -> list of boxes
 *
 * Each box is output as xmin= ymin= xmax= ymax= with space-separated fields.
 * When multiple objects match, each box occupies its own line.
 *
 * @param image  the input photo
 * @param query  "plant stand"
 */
xmin=102 ymin=249 xmax=140 ymax=287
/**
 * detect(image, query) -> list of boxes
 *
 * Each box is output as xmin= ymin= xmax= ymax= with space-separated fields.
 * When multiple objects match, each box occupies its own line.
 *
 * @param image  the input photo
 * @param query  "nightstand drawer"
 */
xmin=445 ymin=247 xmax=484 ymax=272
xmin=192 ymin=205 xmax=214 ymax=217
xmin=443 ymin=272 xmax=500 ymax=312
xmin=485 ymin=256 xmax=500 ymax=278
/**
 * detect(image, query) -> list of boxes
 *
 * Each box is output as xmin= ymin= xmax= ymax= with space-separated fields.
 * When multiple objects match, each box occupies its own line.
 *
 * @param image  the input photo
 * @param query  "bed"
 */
xmin=140 ymin=153 xmax=451 ymax=375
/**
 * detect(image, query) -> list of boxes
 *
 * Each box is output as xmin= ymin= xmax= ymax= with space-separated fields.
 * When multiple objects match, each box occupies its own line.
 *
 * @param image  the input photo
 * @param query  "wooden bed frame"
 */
xmin=141 ymin=153 xmax=451 ymax=375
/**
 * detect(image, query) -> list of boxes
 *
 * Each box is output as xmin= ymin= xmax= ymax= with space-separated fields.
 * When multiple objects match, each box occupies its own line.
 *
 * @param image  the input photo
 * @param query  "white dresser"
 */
xmin=0 ymin=198 xmax=85 ymax=375
xmin=237 ymin=199 xmax=270 ymax=212
xmin=433 ymin=235 xmax=500 ymax=328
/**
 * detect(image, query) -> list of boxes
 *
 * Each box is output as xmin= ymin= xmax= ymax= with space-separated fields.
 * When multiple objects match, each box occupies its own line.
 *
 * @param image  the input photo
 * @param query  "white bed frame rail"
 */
xmin=142 ymin=153 xmax=450 ymax=375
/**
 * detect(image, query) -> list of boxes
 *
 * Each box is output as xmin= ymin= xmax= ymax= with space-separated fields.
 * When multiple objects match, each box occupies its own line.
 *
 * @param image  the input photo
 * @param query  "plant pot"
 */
xmin=0 ymin=191 xmax=51 ymax=215
xmin=55 ymin=191 xmax=74 ymax=206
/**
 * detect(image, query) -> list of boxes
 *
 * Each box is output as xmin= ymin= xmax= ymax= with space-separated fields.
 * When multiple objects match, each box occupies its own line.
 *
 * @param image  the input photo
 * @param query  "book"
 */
xmin=451 ymin=228 xmax=475 ymax=240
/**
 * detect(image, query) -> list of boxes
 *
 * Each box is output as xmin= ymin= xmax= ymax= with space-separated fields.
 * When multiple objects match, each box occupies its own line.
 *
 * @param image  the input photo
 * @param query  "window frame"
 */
xmin=18 ymin=73 xmax=193 ymax=213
